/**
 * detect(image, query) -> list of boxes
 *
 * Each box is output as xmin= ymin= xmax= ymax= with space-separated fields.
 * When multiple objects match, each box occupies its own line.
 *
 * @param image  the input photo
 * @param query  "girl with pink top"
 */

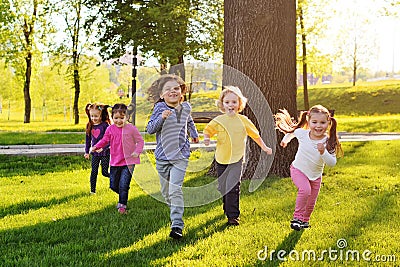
xmin=92 ymin=103 xmax=144 ymax=214
xmin=275 ymin=105 xmax=343 ymax=230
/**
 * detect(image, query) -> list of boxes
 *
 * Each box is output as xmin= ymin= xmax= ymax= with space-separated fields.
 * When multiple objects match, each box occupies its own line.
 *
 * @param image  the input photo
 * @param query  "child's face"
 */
xmin=89 ymin=109 xmax=102 ymax=125
xmin=308 ymin=113 xmax=329 ymax=139
xmin=112 ymin=111 xmax=127 ymax=128
xmin=161 ymin=80 xmax=182 ymax=107
xmin=222 ymin=92 xmax=239 ymax=116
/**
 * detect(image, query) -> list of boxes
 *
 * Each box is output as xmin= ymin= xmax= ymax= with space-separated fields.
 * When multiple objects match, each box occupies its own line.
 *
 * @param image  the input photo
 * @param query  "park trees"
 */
xmin=84 ymin=0 xmax=223 ymax=75
xmin=224 ymin=0 xmax=297 ymax=177
xmin=332 ymin=1 xmax=377 ymax=86
xmin=296 ymin=0 xmax=330 ymax=110
xmin=0 ymin=0 xmax=51 ymax=123
xmin=50 ymin=0 xmax=104 ymax=124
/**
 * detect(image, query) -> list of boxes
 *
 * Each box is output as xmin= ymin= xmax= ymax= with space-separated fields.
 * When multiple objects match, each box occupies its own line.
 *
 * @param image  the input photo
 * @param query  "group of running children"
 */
xmin=84 ymin=74 xmax=342 ymax=239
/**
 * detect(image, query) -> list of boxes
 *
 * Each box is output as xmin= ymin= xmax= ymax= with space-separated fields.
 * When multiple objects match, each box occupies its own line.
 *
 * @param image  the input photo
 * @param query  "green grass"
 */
xmin=297 ymin=80 xmax=400 ymax=115
xmin=1 ymin=141 xmax=399 ymax=266
xmin=336 ymin=114 xmax=400 ymax=132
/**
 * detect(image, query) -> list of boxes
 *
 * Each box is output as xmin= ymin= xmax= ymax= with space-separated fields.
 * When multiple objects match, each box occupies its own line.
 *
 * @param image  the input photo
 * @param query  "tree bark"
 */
xmin=23 ymin=52 xmax=32 ymax=123
xmin=73 ymin=67 xmax=80 ymax=124
xmin=299 ymin=5 xmax=309 ymax=110
xmin=224 ymin=0 xmax=298 ymax=178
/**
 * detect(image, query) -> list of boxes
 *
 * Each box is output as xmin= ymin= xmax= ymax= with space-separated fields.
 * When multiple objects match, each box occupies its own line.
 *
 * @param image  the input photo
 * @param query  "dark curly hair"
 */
xmin=147 ymin=74 xmax=187 ymax=105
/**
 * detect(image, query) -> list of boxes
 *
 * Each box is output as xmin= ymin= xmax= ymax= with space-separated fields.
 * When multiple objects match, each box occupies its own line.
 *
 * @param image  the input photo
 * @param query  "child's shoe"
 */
xmin=290 ymin=218 xmax=302 ymax=231
xmin=227 ymin=217 xmax=240 ymax=226
xmin=301 ymin=221 xmax=310 ymax=229
xmin=117 ymin=204 xmax=127 ymax=214
xmin=169 ymin=227 xmax=183 ymax=239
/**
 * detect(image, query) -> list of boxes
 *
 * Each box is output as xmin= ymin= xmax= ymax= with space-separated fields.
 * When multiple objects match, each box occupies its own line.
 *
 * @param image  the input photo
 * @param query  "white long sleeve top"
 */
xmin=282 ymin=128 xmax=336 ymax=180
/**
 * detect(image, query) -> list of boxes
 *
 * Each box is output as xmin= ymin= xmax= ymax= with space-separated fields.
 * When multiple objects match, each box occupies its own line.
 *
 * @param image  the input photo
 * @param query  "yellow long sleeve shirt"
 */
xmin=203 ymin=113 xmax=261 ymax=164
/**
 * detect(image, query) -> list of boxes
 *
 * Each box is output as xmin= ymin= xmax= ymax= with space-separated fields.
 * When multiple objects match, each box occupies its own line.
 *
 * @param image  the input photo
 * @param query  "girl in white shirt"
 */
xmin=275 ymin=105 xmax=342 ymax=230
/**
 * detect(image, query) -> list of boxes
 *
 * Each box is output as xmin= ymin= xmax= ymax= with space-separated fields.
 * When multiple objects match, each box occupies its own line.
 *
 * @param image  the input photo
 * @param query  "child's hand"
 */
xmin=280 ymin=141 xmax=287 ymax=148
xmin=84 ymin=153 xmax=90 ymax=159
xmin=204 ymin=138 xmax=210 ymax=146
xmin=162 ymin=110 xmax=173 ymax=119
xmin=263 ymin=147 xmax=273 ymax=155
xmin=192 ymin=137 xmax=199 ymax=143
xmin=90 ymin=146 xmax=101 ymax=153
xmin=131 ymin=152 xmax=139 ymax=158
xmin=317 ymin=143 xmax=325 ymax=154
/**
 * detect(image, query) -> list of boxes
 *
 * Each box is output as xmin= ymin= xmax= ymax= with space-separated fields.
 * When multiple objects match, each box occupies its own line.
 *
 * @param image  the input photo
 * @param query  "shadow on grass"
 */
xmin=0 ymin=191 xmax=224 ymax=266
xmin=0 ymin=155 xmax=90 ymax=178
xmin=321 ymin=190 xmax=398 ymax=264
xmin=255 ymin=230 xmax=304 ymax=267
xmin=0 ymin=192 xmax=89 ymax=219
xmin=340 ymin=141 xmax=367 ymax=156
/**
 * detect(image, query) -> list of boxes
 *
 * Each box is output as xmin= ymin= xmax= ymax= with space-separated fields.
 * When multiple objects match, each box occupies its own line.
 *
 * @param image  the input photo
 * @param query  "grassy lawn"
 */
xmin=1 ymin=141 xmax=399 ymax=266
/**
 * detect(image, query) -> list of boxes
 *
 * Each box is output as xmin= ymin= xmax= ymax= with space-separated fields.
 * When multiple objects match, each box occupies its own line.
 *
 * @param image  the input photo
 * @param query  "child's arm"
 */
xmin=280 ymin=132 xmax=295 ymax=148
xmin=253 ymin=137 xmax=273 ymax=154
xmin=317 ymin=143 xmax=337 ymax=166
xmin=146 ymin=104 xmax=166 ymax=134
xmin=131 ymin=126 xmax=145 ymax=158
xmin=203 ymin=121 xmax=217 ymax=146
xmin=187 ymin=114 xmax=199 ymax=143
xmin=203 ymin=134 xmax=211 ymax=146
xmin=84 ymin=133 xmax=91 ymax=159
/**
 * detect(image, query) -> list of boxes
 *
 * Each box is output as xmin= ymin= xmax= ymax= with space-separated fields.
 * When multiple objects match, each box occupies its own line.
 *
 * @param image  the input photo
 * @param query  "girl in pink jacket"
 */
xmin=92 ymin=103 xmax=144 ymax=214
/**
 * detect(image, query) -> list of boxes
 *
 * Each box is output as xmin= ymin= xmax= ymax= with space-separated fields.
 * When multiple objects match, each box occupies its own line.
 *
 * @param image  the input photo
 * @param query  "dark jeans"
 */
xmin=109 ymin=165 xmax=135 ymax=205
xmin=90 ymin=155 xmax=110 ymax=193
xmin=216 ymin=158 xmax=243 ymax=219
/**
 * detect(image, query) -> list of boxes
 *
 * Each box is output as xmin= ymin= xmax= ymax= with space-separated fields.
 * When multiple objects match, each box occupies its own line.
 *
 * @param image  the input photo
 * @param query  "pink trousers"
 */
xmin=290 ymin=165 xmax=321 ymax=222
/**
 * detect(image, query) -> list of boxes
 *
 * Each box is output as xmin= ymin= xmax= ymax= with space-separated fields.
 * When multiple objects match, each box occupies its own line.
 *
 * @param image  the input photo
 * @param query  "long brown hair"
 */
xmin=275 ymin=105 xmax=343 ymax=156
xmin=85 ymin=103 xmax=111 ymax=135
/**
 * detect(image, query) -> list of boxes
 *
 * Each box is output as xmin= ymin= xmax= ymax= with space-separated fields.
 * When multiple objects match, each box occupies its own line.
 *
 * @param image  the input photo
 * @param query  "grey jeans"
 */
xmin=156 ymin=158 xmax=189 ymax=229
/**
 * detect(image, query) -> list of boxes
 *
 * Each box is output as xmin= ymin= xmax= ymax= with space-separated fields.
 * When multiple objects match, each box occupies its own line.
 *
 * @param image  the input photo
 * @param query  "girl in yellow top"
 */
xmin=204 ymin=86 xmax=273 ymax=225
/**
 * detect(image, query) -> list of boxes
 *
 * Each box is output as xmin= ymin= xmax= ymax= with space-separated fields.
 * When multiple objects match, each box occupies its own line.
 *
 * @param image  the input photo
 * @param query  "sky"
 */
xmin=319 ymin=0 xmax=400 ymax=73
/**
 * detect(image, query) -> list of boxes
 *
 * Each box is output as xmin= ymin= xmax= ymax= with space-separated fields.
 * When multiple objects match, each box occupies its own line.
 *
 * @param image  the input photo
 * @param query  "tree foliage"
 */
xmin=85 ymin=0 xmax=223 ymax=67
xmin=0 ymin=0 xmax=52 ymax=123
xmin=49 ymin=0 xmax=104 ymax=124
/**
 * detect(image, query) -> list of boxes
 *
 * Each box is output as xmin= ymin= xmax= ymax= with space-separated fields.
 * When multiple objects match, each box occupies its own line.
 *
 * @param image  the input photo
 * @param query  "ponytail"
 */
xmin=274 ymin=109 xmax=308 ymax=134
xmin=327 ymin=117 xmax=343 ymax=157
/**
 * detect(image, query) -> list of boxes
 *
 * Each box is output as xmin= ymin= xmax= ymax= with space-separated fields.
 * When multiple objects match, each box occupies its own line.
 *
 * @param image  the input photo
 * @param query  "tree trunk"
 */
xmin=353 ymin=41 xmax=357 ymax=86
xmin=73 ymin=67 xmax=80 ymax=124
xmin=224 ymin=0 xmax=298 ymax=178
xmin=169 ymin=55 xmax=186 ymax=79
xmin=299 ymin=5 xmax=309 ymax=110
xmin=23 ymin=52 xmax=32 ymax=123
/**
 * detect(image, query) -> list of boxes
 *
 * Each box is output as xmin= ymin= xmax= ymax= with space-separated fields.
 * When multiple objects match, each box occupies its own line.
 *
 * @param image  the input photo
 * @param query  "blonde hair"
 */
xmin=216 ymin=86 xmax=248 ymax=113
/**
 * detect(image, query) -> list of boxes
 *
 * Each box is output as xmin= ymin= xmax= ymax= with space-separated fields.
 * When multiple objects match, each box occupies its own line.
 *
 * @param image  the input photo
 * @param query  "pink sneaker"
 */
xmin=118 ymin=204 xmax=127 ymax=214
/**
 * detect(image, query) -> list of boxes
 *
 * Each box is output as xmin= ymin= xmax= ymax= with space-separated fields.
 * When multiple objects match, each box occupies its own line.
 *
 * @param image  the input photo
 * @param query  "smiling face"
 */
xmin=222 ymin=92 xmax=240 ymax=116
xmin=308 ymin=112 xmax=329 ymax=140
xmin=89 ymin=109 xmax=102 ymax=125
xmin=112 ymin=111 xmax=127 ymax=128
xmin=160 ymin=80 xmax=182 ymax=107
